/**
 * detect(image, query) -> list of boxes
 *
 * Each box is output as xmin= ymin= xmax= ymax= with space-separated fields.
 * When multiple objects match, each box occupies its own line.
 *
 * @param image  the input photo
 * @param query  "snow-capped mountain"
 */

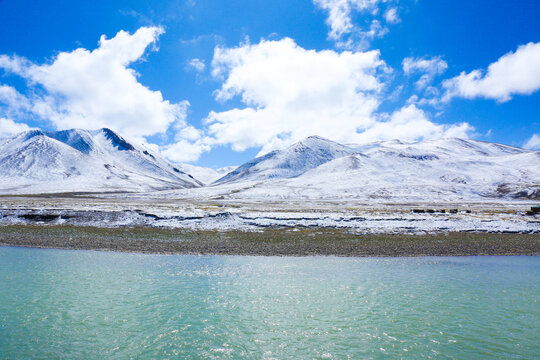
xmin=214 ymin=136 xmax=357 ymax=184
xmin=0 ymin=128 xmax=202 ymax=193
xmin=210 ymin=136 xmax=540 ymax=201
xmin=1 ymin=128 xmax=538 ymax=201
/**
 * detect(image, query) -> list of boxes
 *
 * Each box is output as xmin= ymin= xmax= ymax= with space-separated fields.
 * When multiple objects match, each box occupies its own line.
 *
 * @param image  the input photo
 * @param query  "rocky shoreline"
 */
xmin=1 ymin=225 xmax=539 ymax=257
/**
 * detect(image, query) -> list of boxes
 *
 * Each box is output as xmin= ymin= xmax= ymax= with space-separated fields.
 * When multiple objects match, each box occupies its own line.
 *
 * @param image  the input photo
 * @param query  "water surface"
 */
xmin=0 ymin=247 xmax=538 ymax=359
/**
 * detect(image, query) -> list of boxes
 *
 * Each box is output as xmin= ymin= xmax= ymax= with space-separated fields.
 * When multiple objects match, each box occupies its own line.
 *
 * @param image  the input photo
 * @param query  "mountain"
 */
xmin=1 ymin=129 xmax=538 ymax=201
xmin=0 ymin=128 xmax=202 ymax=193
xmin=209 ymin=136 xmax=540 ymax=201
xmin=214 ymin=136 xmax=357 ymax=184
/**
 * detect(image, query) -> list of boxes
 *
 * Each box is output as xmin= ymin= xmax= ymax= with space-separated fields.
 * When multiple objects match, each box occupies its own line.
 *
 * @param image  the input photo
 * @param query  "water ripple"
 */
xmin=0 ymin=248 xmax=539 ymax=359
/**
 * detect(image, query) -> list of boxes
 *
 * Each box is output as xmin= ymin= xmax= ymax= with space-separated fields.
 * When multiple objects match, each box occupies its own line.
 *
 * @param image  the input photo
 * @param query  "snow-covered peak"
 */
xmin=0 ymin=128 xmax=202 ymax=193
xmin=100 ymin=128 xmax=136 ymax=151
xmin=418 ymin=138 xmax=527 ymax=157
xmin=207 ymin=136 xmax=539 ymax=201
xmin=214 ymin=135 xmax=357 ymax=184
xmin=289 ymin=135 xmax=351 ymax=151
xmin=356 ymin=137 xmax=529 ymax=158
xmin=10 ymin=128 xmax=137 ymax=155
xmin=47 ymin=129 xmax=96 ymax=154
xmin=2 ymin=130 xmax=538 ymax=200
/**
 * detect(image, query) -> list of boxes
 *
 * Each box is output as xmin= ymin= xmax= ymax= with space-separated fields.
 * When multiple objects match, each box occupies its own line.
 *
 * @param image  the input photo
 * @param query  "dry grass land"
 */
xmin=1 ymin=225 xmax=539 ymax=257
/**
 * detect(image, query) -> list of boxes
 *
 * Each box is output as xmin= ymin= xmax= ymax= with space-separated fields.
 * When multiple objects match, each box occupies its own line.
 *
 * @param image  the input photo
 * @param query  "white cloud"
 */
xmin=207 ymin=38 xmax=386 ymax=154
xmin=0 ymin=27 xmax=190 ymax=139
xmin=0 ymin=85 xmax=29 ymax=109
xmin=314 ymin=0 xmax=361 ymax=40
xmin=313 ymin=0 xmax=396 ymax=48
xmin=443 ymin=42 xmax=540 ymax=102
xmin=402 ymin=56 xmax=447 ymax=89
xmin=384 ymin=7 xmax=400 ymax=24
xmin=161 ymin=138 xmax=212 ymax=162
xmin=0 ymin=117 xmax=32 ymax=138
xmin=354 ymin=104 xmax=474 ymax=143
xmin=0 ymin=84 xmax=32 ymax=121
xmin=402 ymin=56 xmax=447 ymax=76
xmin=187 ymin=58 xmax=205 ymax=72
xmin=202 ymin=38 xmax=474 ymax=156
xmin=524 ymin=134 xmax=540 ymax=150
xmin=177 ymin=125 xmax=203 ymax=141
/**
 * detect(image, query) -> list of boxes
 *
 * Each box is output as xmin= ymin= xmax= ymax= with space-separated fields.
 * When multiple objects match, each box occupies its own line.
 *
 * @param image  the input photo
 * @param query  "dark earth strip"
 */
xmin=1 ymin=225 xmax=539 ymax=257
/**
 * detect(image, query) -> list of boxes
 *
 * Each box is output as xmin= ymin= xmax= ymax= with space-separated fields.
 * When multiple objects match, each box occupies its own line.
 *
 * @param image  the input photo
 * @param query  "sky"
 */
xmin=0 ymin=0 xmax=539 ymax=168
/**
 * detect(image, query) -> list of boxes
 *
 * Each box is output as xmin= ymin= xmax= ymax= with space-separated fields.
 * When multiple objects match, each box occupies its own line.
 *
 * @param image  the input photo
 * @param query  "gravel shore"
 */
xmin=1 ymin=225 xmax=539 ymax=257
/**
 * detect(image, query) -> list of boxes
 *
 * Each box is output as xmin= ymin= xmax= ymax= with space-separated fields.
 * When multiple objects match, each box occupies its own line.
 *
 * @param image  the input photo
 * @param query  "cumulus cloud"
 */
xmin=524 ymin=134 xmax=540 ymax=150
xmin=0 ymin=117 xmax=32 ymax=138
xmin=0 ymin=85 xmax=31 ymax=119
xmin=201 ymin=38 xmax=474 ymax=156
xmin=443 ymin=42 xmax=540 ymax=102
xmin=313 ymin=0 xmax=397 ymax=48
xmin=0 ymin=85 xmax=29 ymax=108
xmin=384 ymin=7 xmax=400 ymax=24
xmin=402 ymin=56 xmax=448 ymax=89
xmin=0 ymin=26 xmax=481 ymax=163
xmin=354 ymin=104 xmax=474 ymax=143
xmin=161 ymin=137 xmax=212 ymax=162
xmin=159 ymin=122 xmax=213 ymax=162
xmin=0 ymin=27 xmax=190 ymax=139
xmin=187 ymin=58 xmax=206 ymax=72
xmin=206 ymin=38 xmax=387 ymax=154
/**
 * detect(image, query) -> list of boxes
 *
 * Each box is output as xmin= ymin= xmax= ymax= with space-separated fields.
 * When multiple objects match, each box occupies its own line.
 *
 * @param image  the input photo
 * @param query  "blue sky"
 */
xmin=0 ymin=0 xmax=539 ymax=167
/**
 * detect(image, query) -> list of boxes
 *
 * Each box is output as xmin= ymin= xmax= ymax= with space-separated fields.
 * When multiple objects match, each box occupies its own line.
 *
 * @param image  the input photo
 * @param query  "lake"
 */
xmin=0 ymin=247 xmax=538 ymax=359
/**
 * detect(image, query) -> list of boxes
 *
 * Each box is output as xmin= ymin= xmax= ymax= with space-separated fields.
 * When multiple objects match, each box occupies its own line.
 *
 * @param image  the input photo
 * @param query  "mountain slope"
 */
xmin=0 ymin=128 xmax=202 ymax=193
xmin=214 ymin=136 xmax=358 ymax=184
xmin=2 ymin=130 xmax=538 ymax=201
xmin=207 ymin=137 xmax=540 ymax=202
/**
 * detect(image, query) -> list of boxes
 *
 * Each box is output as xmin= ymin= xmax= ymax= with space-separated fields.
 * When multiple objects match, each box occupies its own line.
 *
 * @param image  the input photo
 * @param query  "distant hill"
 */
xmin=1 ymin=129 xmax=538 ymax=201
xmin=214 ymin=136 xmax=357 ymax=184
xmin=211 ymin=136 xmax=540 ymax=201
xmin=0 ymin=128 xmax=202 ymax=193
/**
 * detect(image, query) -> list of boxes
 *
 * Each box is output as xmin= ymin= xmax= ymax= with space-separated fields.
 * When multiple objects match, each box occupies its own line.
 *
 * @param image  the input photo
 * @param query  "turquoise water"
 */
xmin=0 ymin=247 xmax=539 ymax=359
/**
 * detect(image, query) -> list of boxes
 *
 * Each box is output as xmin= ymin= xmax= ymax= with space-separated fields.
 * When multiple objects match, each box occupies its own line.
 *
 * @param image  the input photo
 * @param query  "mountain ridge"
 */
xmin=214 ymin=135 xmax=358 ymax=184
xmin=1 ymin=129 xmax=539 ymax=201
xmin=209 ymin=136 xmax=540 ymax=201
xmin=0 ymin=128 xmax=202 ymax=193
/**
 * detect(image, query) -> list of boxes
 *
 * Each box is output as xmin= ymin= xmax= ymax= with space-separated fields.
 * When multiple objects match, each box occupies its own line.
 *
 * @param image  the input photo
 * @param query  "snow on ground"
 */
xmin=0 ymin=196 xmax=538 ymax=234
